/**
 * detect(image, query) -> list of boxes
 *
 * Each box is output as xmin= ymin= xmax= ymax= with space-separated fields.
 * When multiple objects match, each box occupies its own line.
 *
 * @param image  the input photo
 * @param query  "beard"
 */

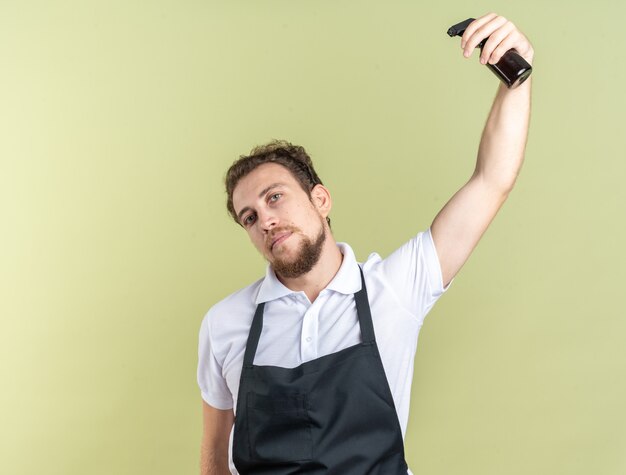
xmin=268 ymin=219 xmax=326 ymax=279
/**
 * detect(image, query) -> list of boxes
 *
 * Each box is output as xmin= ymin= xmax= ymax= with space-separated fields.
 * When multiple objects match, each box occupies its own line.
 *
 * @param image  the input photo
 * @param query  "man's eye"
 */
xmin=243 ymin=214 xmax=256 ymax=226
xmin=269 ymin=193 xmax=282 ymax=202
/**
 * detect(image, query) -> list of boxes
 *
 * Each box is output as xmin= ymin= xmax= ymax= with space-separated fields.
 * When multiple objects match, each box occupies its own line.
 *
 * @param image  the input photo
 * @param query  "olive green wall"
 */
xmin=2 ymin=1 xmax=625 ymax=474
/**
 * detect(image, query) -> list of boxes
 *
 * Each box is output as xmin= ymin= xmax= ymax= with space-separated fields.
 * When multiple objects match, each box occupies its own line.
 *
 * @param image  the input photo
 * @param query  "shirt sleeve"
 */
xmin=378 ymin=228 xmax=451 ymax=320
xmin=197 ymin=310 xmax=234 ymax=410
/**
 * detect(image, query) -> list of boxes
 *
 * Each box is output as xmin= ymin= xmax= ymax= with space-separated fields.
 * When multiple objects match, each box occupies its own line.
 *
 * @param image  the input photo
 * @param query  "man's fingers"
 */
xmin=479 ymin=23 xmax=516 ymax=64
xmin=458 ymin=13 xmax=534 ymax=66
xmin=487 ymin=32 xmax=520 ymax=64
xmin=462 ymin=14 xmax=508 ymax=57
xmin=460 ymin=12 xmax=497 ymax=48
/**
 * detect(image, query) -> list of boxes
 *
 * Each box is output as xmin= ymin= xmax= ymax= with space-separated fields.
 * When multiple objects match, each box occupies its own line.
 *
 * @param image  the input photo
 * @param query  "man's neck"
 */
xmin=275 ymin=237 xmax=343 ymax=303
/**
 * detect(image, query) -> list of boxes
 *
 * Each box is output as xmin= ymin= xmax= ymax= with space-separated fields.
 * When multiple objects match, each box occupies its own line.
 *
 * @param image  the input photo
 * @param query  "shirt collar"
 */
xmin=254 ymin=242 xmax=362 ymax=304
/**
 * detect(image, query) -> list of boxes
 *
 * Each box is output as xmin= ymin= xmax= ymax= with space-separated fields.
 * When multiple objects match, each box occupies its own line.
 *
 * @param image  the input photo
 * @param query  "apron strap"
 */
xmin=243 ymin=302 xmax=265 ymax=368
xmin=354 ymin=266 xmax=376 ymax=345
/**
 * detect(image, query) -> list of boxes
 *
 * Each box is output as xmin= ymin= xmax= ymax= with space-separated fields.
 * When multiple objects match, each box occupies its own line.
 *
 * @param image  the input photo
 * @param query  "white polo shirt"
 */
xmin=198 ymin=228 xmax=450 ymax=474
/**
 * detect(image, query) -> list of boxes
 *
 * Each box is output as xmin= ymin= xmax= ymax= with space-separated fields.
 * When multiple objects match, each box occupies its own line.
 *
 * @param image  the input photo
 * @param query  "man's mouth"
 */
xmin=270 ymin=231 xmax=292 ymax=251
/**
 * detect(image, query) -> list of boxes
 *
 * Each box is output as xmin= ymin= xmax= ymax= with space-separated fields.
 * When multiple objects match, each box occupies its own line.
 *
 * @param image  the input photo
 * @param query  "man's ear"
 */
xmin=310 ymin=184 xmax=332 ymax=218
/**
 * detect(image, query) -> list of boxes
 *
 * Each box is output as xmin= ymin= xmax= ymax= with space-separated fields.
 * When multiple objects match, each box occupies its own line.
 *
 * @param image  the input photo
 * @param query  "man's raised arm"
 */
xmin=431 ymin=13 xmax=534 ymax=288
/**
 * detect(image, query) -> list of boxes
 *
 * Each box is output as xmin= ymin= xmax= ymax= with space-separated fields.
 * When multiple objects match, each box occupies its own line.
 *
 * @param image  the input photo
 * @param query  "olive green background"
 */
xmin=1 ymin=1 xmax=625 ymax=474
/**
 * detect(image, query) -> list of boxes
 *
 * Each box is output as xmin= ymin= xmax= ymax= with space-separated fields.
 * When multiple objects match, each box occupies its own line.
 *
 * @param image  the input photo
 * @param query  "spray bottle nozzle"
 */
xmin=447 ymin=18 xmax=475 ymax=37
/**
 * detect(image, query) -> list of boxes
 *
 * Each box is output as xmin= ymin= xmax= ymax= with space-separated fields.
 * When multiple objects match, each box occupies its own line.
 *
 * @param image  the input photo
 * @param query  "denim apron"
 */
xmin=233 ymin=268 xmax=408 ymax=474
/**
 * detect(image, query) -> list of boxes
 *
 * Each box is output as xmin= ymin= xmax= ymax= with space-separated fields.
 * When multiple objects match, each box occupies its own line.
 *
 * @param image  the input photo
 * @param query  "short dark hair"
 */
xmin=225 ymin=140 xmax=330 ymax=227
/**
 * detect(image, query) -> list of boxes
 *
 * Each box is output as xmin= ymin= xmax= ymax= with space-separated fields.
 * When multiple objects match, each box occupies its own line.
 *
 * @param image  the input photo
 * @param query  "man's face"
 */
xmin=232 ymin=163 xmax=331 ymax=278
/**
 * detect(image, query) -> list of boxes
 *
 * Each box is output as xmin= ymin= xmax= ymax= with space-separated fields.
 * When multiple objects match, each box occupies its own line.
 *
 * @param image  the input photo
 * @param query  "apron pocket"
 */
xmin=246 ymin=392 xmax=313 ymax=462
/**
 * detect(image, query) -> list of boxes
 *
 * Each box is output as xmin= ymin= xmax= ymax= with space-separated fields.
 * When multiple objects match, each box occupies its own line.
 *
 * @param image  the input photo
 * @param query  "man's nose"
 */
xmin=258 ymin=208 xmax=278 ymax=231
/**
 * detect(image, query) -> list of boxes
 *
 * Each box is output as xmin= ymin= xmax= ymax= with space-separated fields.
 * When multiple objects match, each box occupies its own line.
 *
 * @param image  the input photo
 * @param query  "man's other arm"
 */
xmin=431 ymin=13 xmax=534 ymax=288
xmin=200 ymin=400 xmax=234 ymax=475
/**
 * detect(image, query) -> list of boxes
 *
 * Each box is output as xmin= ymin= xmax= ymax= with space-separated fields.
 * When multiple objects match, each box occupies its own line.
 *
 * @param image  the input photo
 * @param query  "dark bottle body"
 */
xmin=480 ymin=42 xmax=532 ymax=89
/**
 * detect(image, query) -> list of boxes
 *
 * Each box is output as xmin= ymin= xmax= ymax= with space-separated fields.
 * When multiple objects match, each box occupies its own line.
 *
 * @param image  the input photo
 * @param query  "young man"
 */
xmin=198 ymin=13 xmax=534 ymax=475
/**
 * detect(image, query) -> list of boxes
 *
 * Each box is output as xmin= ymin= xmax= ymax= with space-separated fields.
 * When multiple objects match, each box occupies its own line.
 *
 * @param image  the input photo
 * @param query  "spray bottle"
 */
xmin=447 ymin=18 xmax=532 ymax=89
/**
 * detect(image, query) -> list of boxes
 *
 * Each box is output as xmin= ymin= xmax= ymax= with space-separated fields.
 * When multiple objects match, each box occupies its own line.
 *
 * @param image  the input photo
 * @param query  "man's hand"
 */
xmin=460 ymin=13 xmax=534 ymax=67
